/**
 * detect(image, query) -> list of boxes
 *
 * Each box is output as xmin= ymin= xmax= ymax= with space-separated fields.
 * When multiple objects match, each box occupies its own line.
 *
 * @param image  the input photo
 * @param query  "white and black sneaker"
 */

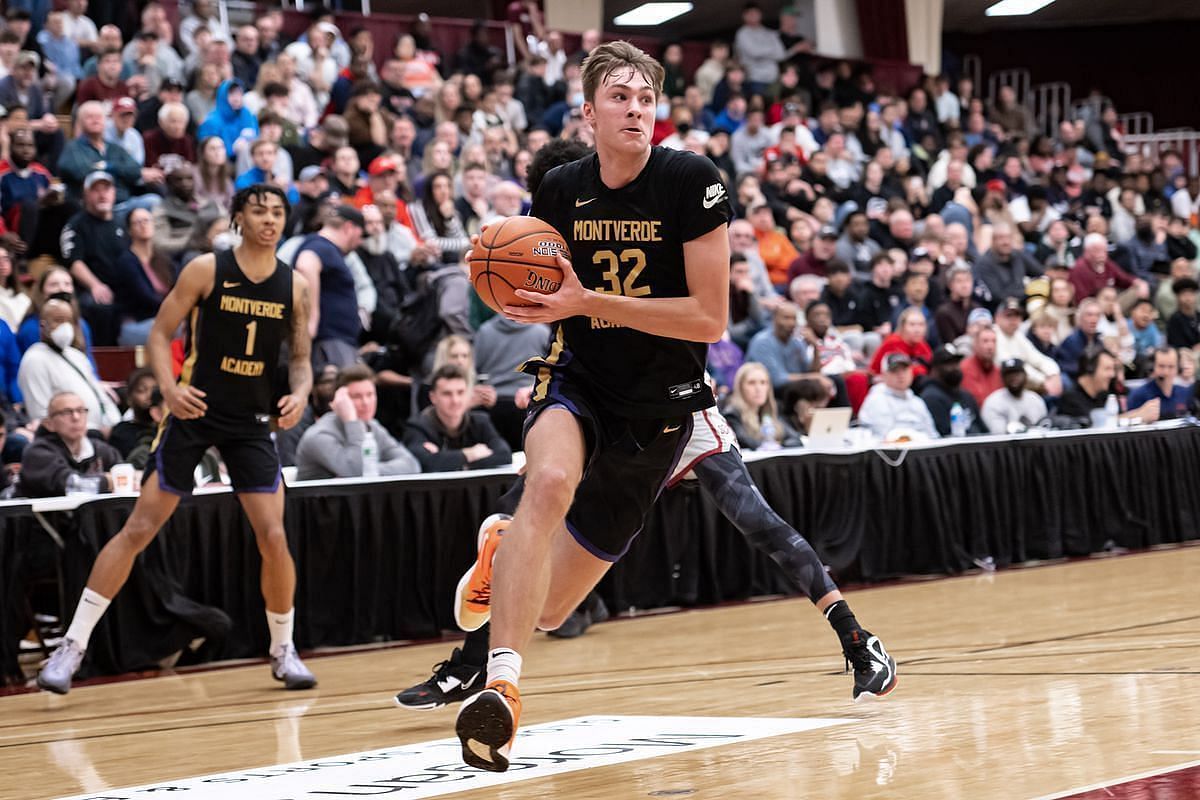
xmin=270 ymin=643 xmax=317 ymax=690
xmin=394 ymin=648 xmax=484 ymax=710
xmin=842 ymin=629 xmax=897 ymax=702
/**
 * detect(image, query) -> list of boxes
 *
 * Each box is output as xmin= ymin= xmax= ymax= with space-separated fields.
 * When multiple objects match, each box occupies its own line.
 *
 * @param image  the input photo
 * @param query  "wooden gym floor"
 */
xmin=2 ymin=545 xmax=1199 ymax=799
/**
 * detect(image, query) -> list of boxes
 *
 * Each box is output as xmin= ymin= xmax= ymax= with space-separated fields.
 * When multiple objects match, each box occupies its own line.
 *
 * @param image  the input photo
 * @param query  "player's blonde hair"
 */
xmin=580 ymin=41 xmax=664 ymax=103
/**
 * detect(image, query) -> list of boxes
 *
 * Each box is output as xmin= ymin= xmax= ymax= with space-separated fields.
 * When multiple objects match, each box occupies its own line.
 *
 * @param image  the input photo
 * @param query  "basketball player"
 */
xmin=396 ymin=401 xmax=897 ymax=710
xmin=449 ymin=41 xmax=734 ymax=772
xmin=37 ymin=185 xmax=318 ymax=695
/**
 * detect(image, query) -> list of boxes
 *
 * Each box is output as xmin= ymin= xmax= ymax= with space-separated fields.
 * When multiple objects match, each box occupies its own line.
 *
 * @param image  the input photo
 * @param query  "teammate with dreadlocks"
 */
xmin=38 ymin=185 xmax=319 ymax=695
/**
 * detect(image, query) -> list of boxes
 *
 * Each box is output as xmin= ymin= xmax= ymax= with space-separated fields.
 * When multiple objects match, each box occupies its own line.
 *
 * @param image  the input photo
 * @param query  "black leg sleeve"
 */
xmin=692 ymin=450 xmax=837 ymax=603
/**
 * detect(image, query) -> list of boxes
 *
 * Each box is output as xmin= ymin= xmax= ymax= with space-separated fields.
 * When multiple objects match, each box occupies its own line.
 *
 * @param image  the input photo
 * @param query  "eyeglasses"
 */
xmin=51 ymin=406 xmax=88 ymax=419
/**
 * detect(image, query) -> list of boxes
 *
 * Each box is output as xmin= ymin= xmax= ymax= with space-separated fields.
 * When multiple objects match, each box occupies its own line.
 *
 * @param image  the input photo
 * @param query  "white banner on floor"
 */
xmin=56 ymin=715 xmax=853 ymax=799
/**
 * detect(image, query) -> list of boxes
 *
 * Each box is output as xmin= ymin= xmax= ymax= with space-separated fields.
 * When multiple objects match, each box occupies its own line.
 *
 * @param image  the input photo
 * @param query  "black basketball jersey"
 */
xmin=529 ymin=146 xmax=732 ymax=418
xmin=180 ymin=248 xmax=293 ymax=423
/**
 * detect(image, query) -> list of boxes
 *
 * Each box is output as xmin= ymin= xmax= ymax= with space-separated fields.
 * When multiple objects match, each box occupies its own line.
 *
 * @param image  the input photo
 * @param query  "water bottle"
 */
xmin=361 ymin=427 xmax=380 ymax=477
xmin=950 ymin=402 xmax=967 ymax=438
xmin=1104 ymin=394 xmax=1120 ymax=429
xmin=759 ymin=415 xmax=781 ymax=451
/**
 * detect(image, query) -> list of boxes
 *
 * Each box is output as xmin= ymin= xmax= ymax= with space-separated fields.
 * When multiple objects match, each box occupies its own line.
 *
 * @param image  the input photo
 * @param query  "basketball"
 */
xmin=469 ymin=216 xmax=568 ymax=314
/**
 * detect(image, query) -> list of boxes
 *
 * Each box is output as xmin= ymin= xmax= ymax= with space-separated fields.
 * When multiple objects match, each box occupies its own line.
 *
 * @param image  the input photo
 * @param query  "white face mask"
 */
xmin=655 ymin=102 xmax=670 ymax=121
xmin=50 ymin=322 xmax=74 ymax=350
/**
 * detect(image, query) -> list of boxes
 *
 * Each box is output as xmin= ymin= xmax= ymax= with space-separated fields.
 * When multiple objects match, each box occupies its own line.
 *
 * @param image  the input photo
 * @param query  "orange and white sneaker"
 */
xmin=454 ymin=513 xmax=511 ymax=632
xmin=456 ymin=679 xmax=522 ymax=772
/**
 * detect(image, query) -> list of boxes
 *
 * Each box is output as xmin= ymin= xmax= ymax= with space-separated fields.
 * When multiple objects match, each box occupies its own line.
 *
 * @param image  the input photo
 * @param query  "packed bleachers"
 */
xmin=0 ymin=0 xmax=1195 ymax=500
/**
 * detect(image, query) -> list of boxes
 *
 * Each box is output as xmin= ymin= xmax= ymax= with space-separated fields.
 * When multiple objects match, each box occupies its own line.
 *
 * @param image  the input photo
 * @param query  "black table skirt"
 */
xmin=5 ymin=426 xmax=1200 ymax=682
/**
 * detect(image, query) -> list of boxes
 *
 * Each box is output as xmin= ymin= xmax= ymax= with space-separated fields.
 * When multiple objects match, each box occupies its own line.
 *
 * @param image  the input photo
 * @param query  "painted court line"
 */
xmin=1031 ymin=757 xmax=1200 ymax=799
xmin=55 ymin=715 xmax=852 ymax=800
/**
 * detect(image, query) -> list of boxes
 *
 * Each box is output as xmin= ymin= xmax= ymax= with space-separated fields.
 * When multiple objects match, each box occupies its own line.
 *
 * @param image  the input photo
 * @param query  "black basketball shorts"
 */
xmin=518 ymin=370 xmax=692 ymax=561
xmin=144 ymin=414 xmax=281 ymax=496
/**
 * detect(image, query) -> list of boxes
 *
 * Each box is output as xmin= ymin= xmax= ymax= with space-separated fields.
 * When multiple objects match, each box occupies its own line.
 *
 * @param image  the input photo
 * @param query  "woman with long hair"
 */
xmin=195 ymin=135 xmax=235 ymax=211
xmin=17 ymin=267 xmax=91 ymax=357
xmin=722 ymin=362 xmax=801 ymax=450
xmin=113 ymin=207 xmax=173 ymax=345
xmin=430 ymin=333 xmax=496 ymax=411
xmin=0 ymin=244 xmax=29 ymax=333
xmin=409 ymin=170 xmax=470 ymax=263
xmin=433 ymin=79 xmax=462 ymax=125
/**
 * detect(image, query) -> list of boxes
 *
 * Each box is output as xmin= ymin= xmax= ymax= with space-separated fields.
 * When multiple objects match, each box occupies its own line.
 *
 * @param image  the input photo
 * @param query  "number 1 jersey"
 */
xmin=529 ymin=146 xmax=732 ymax=419
xmin=179 ymin=248 xmax=293 ymax=424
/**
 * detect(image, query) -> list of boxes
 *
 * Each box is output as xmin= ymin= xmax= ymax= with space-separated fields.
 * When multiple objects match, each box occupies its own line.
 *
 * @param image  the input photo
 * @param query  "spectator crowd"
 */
xmin=0 ymin=0 xmax=1197 ymax=497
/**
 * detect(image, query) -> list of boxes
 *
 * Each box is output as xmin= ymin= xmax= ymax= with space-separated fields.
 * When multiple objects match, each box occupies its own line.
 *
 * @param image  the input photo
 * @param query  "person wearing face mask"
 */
xmin=981 ymin=358 xmax=1049 ymax=434
xmin=919 ymin=343 xmax=986 ymax=436
xmin=17 ymin=298 xmax=121 ymax=432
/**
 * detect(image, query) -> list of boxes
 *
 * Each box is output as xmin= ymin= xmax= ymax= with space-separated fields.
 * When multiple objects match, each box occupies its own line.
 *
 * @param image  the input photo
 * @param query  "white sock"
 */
xmin=65 ymin=588 xmax=110 ymax=649
xmin=486 ymin=648 xmax=523 ymax=687
xmin=267 ymin=608 xmax=295 ymax=657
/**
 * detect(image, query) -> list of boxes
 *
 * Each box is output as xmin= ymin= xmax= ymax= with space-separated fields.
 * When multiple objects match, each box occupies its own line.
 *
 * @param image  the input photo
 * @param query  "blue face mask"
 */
xmin=655 ymin=102 xmax=670 ymax=121
xmin=570 ymin=92 xmax=584 ymax=107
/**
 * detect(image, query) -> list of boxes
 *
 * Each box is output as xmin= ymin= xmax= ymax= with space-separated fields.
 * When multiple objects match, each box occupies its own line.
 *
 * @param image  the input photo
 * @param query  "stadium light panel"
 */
xmin=985 ymin=0 xmax=1057 ymax=16
xmin=613 ymin=3 xmax=694 ymax=26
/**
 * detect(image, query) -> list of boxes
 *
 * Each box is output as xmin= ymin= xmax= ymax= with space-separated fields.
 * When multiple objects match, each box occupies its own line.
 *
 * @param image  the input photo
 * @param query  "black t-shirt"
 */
xmin=1058 ymin=383 xmax=1107 ymax=421
xmin=1167 ymin=310 xmax=1200 ymax=349
xmin=854 ymin=281 xmax=901 ymax=330
xmin=529 ymin=147 xmax=732 ymax=418
xmin=60 ymin=210 xmax=127 ymax=287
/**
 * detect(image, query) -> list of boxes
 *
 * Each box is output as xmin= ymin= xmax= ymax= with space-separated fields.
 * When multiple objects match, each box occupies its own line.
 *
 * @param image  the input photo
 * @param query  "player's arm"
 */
xmin=148 ymin=254 xmax=216 ymax=419
xmin=508 ymin=224 xmax=731 ymax=343
xmin=293 ymin=250 xmax=322 ymax=339
xmin=278 ymin=272 xmax=313 ymax=430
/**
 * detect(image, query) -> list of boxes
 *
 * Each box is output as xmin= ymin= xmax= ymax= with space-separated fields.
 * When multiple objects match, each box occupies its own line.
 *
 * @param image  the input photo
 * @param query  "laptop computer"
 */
xmin=806 ymin=407 xmax=852 ymax=448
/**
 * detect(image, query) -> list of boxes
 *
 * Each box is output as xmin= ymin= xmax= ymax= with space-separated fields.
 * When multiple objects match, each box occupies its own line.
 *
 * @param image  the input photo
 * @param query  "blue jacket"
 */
xmin=197 ymin=80 xmax=259 ymax=158
xmin=0 ymin=321 xmax=21 ymax=403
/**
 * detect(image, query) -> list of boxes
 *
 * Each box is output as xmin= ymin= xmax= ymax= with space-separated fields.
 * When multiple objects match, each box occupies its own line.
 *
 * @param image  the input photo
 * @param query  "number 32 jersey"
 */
xmin=529 ymin=147 xmax=732 ymax=419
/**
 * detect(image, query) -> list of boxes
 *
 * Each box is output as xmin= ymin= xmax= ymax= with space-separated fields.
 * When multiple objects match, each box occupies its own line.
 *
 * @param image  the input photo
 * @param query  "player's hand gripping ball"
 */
xmin=469 ymin=216 xmax=568 ymax=314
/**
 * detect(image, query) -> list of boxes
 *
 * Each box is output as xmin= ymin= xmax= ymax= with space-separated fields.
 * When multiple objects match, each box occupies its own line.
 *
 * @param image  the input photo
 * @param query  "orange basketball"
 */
xmin=469 ymin=216 xmax=568 ymax=313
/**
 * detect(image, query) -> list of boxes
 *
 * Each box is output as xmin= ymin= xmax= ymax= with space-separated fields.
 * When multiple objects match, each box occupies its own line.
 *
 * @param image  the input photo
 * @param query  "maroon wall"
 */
xmin=945 ymin=22 xmax=1200 ymax=131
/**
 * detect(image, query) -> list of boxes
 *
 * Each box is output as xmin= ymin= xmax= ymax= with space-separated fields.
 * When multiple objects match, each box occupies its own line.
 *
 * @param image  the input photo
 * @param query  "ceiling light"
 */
xmin=614 ymin=2 xmax=693 ymax=26
xmin=985 ymin=0 xmax=1057 ymax=16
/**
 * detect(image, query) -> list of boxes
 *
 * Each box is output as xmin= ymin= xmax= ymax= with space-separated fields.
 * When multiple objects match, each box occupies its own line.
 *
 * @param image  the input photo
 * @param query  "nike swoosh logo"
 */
xmin=223 ymin=281 xmax=241 ymax=288
xmin=702 ymin=196 xmax=724 ymax=209
xmin=663 ymin=425 xmax=682 ymax=433
xmin=575 ymin=197 xmax=596 ymax=207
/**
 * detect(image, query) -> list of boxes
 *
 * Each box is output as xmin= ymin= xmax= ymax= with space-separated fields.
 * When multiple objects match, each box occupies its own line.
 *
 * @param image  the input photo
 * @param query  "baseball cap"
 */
xmin=817 ymin=225 xmax=838 ymax=240
xmin=985 ymin=178 xmax=1006 ymax=193
xmin=998 ymin=296 xmax=1024 ymax=316
xmin=931 ymin=342 xmax=965 ymax=367
xmin=1000 ymin=357 xmax=1025 ymax=374
xmin=114 ymin=96 xmax=137 ymax=114
xmin=911 ymin=246 xmax=933 ymax=263
xmin=331 ymin=204 xmax=365 ymax=229
xmin=967 ymin=307 xmax=994 ymax=326
xmin=297 ymin=165 xmax=325 ymax=182
xmin=16 ymin=50 xmax=39 ymax=68
xmin=84 ymin=170 xmax=114 ymax=189
xmin=883 ymin=352 xmax=913 ymax=371
xmin=367 ymin=155 xmax=398 ymax=176
xmin=160 ymin=77 xmax=186 ymax=92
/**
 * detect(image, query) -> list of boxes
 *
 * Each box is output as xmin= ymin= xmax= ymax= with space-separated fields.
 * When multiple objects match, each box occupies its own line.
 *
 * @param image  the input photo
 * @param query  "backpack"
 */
xmin=386 ymin=266 xmax=455 ymax=374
